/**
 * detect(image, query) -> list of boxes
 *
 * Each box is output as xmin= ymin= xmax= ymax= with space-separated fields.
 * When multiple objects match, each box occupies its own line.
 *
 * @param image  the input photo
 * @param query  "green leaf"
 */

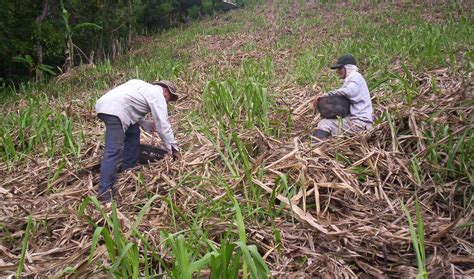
xmin=248 ymin=245 xmax=270 ymax=276
xmin=110 ymin=242 xmax=134 ymax=274
xmin=127 ymin=194 xmax=160 ymax=238
xmin=189 ymin=252 xmax=216 ymax=274
xmin=73 ymin=23 xmax=103 ymax=32
xmin=16 ymin=216 xmax=33 ymax=279
xmin=233 ymin=198 xmax=246 ymax=243
xmin=235 ymin=241 xmax=259 ymax=279
xmin=89 ymin=227 xmax=104 ymax=263
xmin=38 ymin=64 xmax=56 ymax=76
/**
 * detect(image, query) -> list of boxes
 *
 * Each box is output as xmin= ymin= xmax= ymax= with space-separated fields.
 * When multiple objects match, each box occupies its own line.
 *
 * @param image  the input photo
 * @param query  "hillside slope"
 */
xmin=1 ymin=1 xmax=473 ymax=277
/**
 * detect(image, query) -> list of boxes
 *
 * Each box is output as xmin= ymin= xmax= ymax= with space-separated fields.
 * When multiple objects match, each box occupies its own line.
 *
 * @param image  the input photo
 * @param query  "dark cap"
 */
xmin=153 ymin=80 xmax=179 ymax=101
xmin=330 ymin=54 xmax=357 ymax=69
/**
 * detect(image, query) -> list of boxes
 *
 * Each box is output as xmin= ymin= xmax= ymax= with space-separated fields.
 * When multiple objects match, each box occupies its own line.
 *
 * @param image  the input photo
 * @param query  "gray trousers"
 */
xmin=316 ymin=117 xmax=372 ymax=136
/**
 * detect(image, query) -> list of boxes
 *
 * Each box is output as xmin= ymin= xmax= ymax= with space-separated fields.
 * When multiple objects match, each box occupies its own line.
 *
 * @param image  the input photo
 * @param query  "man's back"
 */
xmin=344 ymin=72 xmax=373 ymax=123
xmin=96 ymin=79 xmax=164 ymax=131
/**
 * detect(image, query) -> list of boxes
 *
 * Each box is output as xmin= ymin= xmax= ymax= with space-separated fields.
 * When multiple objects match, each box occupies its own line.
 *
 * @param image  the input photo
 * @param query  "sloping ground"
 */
xmin=1 ymin=1 xmax=473 ymax=278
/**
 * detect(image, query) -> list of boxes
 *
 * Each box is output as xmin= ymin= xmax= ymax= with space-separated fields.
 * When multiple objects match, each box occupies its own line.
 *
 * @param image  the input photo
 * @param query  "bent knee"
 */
xmin=316 ymin=118 xmax=339 ymax=135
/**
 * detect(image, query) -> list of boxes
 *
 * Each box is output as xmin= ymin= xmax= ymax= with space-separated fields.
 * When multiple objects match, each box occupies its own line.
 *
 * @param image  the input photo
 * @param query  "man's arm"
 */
xmin=326 ymin=80 xmax=359 ymax=99
xmin=138 ymin=119 xmax=155 ymax=133
xmin=147 ymin=96 xmax=179 ymax=153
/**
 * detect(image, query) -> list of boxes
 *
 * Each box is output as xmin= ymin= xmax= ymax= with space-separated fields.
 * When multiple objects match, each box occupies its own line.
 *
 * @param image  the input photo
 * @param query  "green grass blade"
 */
xmin=235 ymin=241 xmax=259 ymax=279
xmin=233 ymin=198 xmax=246 ymax=243
xmin=127 ymin=194 xmax=160 ymax=238
xmin=248 ymin=245 xmax=270 ymax=276
xmin=16 ymin=215 xmax=33 ymax=279
xmin=415 ymin=194 xmax=426 ymax=268
xmin=110 ymin=242 xmax=134 ymax=275
xmin=88 ymin=227 xmax=104 ymax=263
xmin=401 ymin=200 xmax=427 ymax=278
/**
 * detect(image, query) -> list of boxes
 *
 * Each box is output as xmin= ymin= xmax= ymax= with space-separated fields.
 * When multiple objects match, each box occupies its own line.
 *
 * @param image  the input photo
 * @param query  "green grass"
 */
xmin=203 ymin=79 xmax=270 ymax=130
xmin=0 ymin=94 xmax=84 ymax=165
xmin=81 ymin=195 xmax=170 ymax=277
xmin=79 ymin=194 xmax=270 ymax=278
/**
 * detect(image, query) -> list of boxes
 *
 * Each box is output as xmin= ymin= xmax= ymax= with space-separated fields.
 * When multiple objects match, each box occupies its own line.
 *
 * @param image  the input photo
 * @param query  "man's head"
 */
xmin=331 ymin=54 xmax=357 ymax=79
xmin=153 ymin=80 xmax=179 ymax=102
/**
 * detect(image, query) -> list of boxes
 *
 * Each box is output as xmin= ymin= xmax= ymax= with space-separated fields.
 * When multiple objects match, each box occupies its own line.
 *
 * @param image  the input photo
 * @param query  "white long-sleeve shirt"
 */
xmin=95 ymin=79 xmax=178 ymax=151
xmin=326 ymin=69 xmax=373 ymax=123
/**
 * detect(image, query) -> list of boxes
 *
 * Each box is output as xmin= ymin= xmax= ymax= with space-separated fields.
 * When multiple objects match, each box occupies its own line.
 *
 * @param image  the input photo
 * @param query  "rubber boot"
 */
xmin=313 ymin=129 xmax=331 ymax=143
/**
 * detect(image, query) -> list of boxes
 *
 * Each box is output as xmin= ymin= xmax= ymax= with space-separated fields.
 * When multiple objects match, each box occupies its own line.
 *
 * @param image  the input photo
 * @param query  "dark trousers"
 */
xmin=98 ymin=113 xmax=140 ymax=195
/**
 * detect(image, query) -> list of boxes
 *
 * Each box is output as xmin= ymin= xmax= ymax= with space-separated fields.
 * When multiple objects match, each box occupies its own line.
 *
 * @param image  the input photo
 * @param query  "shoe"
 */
xmin=313 ymin=129 xmax=331 ymax=143
xmin=97 ymin=189 xmax=113 ymax=204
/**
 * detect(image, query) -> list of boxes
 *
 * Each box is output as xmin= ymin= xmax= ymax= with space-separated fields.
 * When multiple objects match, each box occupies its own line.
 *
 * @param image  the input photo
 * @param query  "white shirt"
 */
xmin=327 ymin=68 xmax=373 ymax=123
xmin=95 ymin=79 xmax=178 ymax=151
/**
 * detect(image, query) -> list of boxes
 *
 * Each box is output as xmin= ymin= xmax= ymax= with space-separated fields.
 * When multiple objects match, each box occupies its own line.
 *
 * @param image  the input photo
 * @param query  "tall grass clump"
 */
xmin=162 ymin=197 xmax=270 ymax=278
xmin=0 ymin=94 xmax=84 ymax=165
xmin=229 ymin=197 xmax=270 ymax=278
xmin=203 ymin=79 xmax=269 ymax=130
xmin=198 ymin=121 xmax=260 ymax=204
xmin=241 ymin=57 xmax=275 ymax=84
xmin=422 ymin=117 xmax=473 ymax=184
xmin=80 ymin=195 xmax=167 ymax=278
xmin=161 ymin=232 xmax=216 ymax=279
xmin=79 ymin=194 xmax=269 ymax=278
xmin=294 ymin=47 xmax=331 ymax=85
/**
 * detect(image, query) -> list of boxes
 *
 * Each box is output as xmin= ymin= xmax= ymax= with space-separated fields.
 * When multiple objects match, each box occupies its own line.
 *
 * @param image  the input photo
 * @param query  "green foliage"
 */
xmin=421 ymin=114 xmax=473 ymax=184
xmin=0 ymin=94 xmax=84 ymax=164
xmin=164 ymin=233 xmax=215 ymax=278
xmin=81 ymin=195 xmax=168 ymax=278
xmin=79 ymin=194 xmax=270 ymax=278
xmin=209 ymin=242 xmax=241 ymax=278
xmin=187 ymin=5 xmax=201 ymax=19
xmin=203 ymin=79 xmax=270 ymax=130
xmin=0 ymin=0 xmax=242 ymax=84
xmin=201 ymin=0 xmax=214 ymax=15
xmin=232 ymin=198 xmax=270 ymax=278
xmin=294 ymin=48 xmax=330 ymax=85
xmin=161 ymin=198 xmax=270 ymax=278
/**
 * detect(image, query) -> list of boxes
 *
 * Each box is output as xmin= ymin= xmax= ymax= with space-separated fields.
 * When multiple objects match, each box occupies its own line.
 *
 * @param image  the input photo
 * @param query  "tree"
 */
xmin=0 ymin=0 xmax=235 ymax=85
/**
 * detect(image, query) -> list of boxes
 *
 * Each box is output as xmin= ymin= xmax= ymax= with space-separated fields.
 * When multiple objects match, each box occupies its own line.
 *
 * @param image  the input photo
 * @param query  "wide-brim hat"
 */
xmin=153 ymin=80 xmax=179 ymax=101
xmin=330 ymin=54 xmax=357 ymax=69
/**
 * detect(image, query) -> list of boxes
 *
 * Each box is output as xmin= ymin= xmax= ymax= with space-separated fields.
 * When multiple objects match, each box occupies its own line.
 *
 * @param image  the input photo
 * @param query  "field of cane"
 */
xmin=1 ymin=0 xmax=473 ymax=278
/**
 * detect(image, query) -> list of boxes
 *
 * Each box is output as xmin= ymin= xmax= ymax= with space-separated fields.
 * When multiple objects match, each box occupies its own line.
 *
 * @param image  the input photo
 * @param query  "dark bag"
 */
xmin=138 ymin=144 xmax=168 ymax=164
xmin=317 ymin=95 xmax=350 ymax=119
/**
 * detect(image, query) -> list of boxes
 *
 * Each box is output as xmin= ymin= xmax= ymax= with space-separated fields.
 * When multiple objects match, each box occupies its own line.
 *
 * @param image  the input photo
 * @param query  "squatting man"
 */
xmin=313 ymin=54 xmax=374 ymax=141
xmin=95 ymin=79 xmax=181 ymax=203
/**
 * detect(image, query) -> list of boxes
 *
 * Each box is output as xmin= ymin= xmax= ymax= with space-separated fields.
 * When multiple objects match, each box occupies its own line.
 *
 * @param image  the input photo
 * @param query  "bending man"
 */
xmin=95 ymin=79 xmax=181 ymax=203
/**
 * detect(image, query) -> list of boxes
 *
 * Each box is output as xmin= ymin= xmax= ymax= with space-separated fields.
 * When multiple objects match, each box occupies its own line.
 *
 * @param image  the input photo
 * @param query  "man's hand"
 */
xmin=313 ymin=95 xmax=321 ymax=109
xmin=172 ymin=149 xmax=181 ymax=161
